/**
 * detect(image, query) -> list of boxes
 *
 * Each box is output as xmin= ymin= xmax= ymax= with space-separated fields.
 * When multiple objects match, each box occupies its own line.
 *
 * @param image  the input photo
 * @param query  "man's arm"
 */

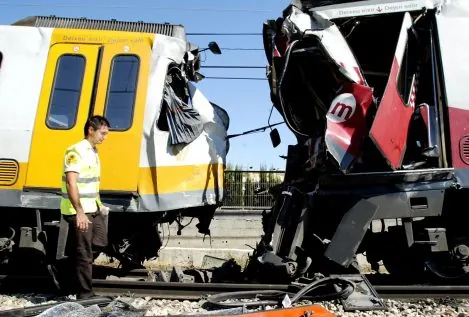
xmin=65 ymin=171 xmax=84 ymax=213
xmin=66 ymin=171 xmax=91 ymax=232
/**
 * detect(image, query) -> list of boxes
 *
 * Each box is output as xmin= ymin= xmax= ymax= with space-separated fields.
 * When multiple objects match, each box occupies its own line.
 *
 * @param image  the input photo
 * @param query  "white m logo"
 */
xmin=327 ymin=93 xmax=357 ymax=123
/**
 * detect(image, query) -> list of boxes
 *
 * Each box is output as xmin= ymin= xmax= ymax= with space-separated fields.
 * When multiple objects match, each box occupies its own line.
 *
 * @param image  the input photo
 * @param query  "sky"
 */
xmin=0 ymin=0 xmax=296 ymax=171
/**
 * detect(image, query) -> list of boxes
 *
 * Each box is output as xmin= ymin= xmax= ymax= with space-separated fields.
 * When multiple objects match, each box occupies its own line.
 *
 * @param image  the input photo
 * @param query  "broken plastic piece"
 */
xmin=330 ymin=274 xmax=386 ymax=312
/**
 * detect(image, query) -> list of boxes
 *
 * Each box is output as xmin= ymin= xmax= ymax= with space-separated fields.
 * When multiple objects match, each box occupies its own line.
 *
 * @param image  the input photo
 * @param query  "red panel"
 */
xmin=369 ymin=56 xmax=415 ymax=169
xmin=217 ymin=305 xmax=336 ymax=317
xmin=448 ymin=106 xmax=469 ymax=167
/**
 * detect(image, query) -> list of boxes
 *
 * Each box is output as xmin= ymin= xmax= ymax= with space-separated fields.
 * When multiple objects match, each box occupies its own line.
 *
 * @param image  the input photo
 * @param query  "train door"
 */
xmin=91 ymin=43 xmax=150 ymax=192
xmin=25 ymin=41 xmax=150 ymax=193
xmin=369 ymin=12 xmax=416 ymax=169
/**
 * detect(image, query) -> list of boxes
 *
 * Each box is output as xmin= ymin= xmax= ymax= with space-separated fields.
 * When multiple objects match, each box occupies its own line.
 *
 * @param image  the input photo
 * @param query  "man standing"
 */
xmin=60 ymin=115 xmax=110 ymax=299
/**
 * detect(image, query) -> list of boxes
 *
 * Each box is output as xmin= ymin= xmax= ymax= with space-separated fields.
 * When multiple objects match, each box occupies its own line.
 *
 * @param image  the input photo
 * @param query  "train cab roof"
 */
xmin=11 ymin=15 xmax=187 ymax=42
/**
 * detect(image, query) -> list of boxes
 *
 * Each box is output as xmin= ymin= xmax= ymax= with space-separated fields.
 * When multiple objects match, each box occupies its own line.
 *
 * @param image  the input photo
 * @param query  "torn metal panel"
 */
xmin=211 ymin=102 xmax=231 ymax=155
xmin=369 ymin=12 xmax=415 ymax=170
xmin=161 ymin=74 xmax=204 ymax=146
xmin=269 ymin=5 xmax=373 ymax=171
xmin=187 ymin=82 xmax=230 ymax=160
xmin=282 ymin=6 xmax=367 ymax=85
xmin=143 ymin=61 xmax=228 ymax=211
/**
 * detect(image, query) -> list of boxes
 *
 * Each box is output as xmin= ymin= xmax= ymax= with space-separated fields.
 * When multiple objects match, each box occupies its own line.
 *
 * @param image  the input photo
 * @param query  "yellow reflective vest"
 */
xmin=60 ymin=139 xmax=104 ymax=215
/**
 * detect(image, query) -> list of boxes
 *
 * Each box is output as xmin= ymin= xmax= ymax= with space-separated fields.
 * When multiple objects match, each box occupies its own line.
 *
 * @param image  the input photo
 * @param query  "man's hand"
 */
xmin=77 ymin=211 xmax=91 ymax=232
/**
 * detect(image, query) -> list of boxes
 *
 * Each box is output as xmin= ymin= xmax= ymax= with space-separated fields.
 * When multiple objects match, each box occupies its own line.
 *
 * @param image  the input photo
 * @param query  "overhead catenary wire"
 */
xmin=0 ymin=3 xmax=266 ymax=36
xmin=218 ymin=48 xmax=264 ymax=50
xmin=0 ymin=3 xmax=274 ymax=13
xmin=188 ymin=33 xmax=262 ymax=36
xmin=201 ymin=66 xmax=266 ymax=69
xmin=203 ymin=76 xmax=267 ymax=80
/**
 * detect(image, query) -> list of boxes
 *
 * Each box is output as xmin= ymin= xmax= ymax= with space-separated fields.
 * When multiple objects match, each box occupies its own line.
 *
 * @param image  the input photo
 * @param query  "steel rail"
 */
xmin=94 ymin=279 xmax=469 ymax=298
xmin=374 ymin=285 xmax=469 ymax=299
xmin=93 ymin=280 xmax=469 ymax=300
xmin=92 ymin=279 xmax=290 ymax=299
xmin=2 ymin=275 xmax=469 ymax=300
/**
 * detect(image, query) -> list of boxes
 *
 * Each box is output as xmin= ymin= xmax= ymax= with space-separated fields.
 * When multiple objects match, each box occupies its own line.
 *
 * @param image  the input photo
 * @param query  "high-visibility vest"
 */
xmin=60 ymin=139 xmax=103 ymax=215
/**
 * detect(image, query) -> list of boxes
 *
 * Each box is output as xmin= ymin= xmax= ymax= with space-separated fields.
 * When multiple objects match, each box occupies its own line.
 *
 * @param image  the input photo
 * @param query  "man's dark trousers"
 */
xmin=64 ymin=211 xmax=108 ymax=299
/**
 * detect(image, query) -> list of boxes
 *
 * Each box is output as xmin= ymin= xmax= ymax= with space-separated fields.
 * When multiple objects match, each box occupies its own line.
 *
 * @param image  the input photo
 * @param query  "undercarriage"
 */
xmin=0 ymin=205 xmax=217 ymax=278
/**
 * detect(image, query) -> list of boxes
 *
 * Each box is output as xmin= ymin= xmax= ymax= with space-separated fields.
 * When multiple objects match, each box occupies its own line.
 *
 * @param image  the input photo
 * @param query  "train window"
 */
xmin=104 ymin=55 xmax=140 ymax=131
xmin=46 ymin=54 xmax=86 ymax=130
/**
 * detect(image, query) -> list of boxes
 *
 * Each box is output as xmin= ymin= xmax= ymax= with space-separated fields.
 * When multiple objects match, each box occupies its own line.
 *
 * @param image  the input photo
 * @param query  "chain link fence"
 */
xmin=222 ymin=170 xmax=285 ymax=209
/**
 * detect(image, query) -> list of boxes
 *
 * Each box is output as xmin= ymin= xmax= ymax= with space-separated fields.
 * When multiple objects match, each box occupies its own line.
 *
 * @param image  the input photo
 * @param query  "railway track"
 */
xmin=93 ymin=279 xmax=290 ymax=299
xmin=93 ymin=280 xmax=469 ymax=300
xmin=1 ymin=274 xmax=469 ymax=316
xmin=1 ymin=274 xmax=469 ymax=300
xmin=375 ymin=285 xmax=469 ymax=299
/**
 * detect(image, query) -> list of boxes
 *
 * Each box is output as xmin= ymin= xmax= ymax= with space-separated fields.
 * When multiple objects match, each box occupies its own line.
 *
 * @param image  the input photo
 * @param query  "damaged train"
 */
xmin=246 ymin=0 xmax=469 ymax=282
xmin=0 ymin=16 xmax=229 ymax=271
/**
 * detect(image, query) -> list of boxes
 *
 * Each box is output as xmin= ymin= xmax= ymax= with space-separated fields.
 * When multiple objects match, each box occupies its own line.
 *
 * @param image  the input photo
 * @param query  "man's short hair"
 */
xmin=84 ymin=115 xmax=111 ymax=137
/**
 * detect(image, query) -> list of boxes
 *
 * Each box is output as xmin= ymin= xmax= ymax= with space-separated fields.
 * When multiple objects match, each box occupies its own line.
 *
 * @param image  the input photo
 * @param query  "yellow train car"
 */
xmin=0 ymin=16 xmax=229 ymax=269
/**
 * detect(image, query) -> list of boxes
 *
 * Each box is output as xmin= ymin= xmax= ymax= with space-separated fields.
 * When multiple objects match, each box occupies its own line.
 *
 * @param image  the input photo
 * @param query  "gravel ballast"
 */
xmin=1 ymin=294 xmax=469 ymax=316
